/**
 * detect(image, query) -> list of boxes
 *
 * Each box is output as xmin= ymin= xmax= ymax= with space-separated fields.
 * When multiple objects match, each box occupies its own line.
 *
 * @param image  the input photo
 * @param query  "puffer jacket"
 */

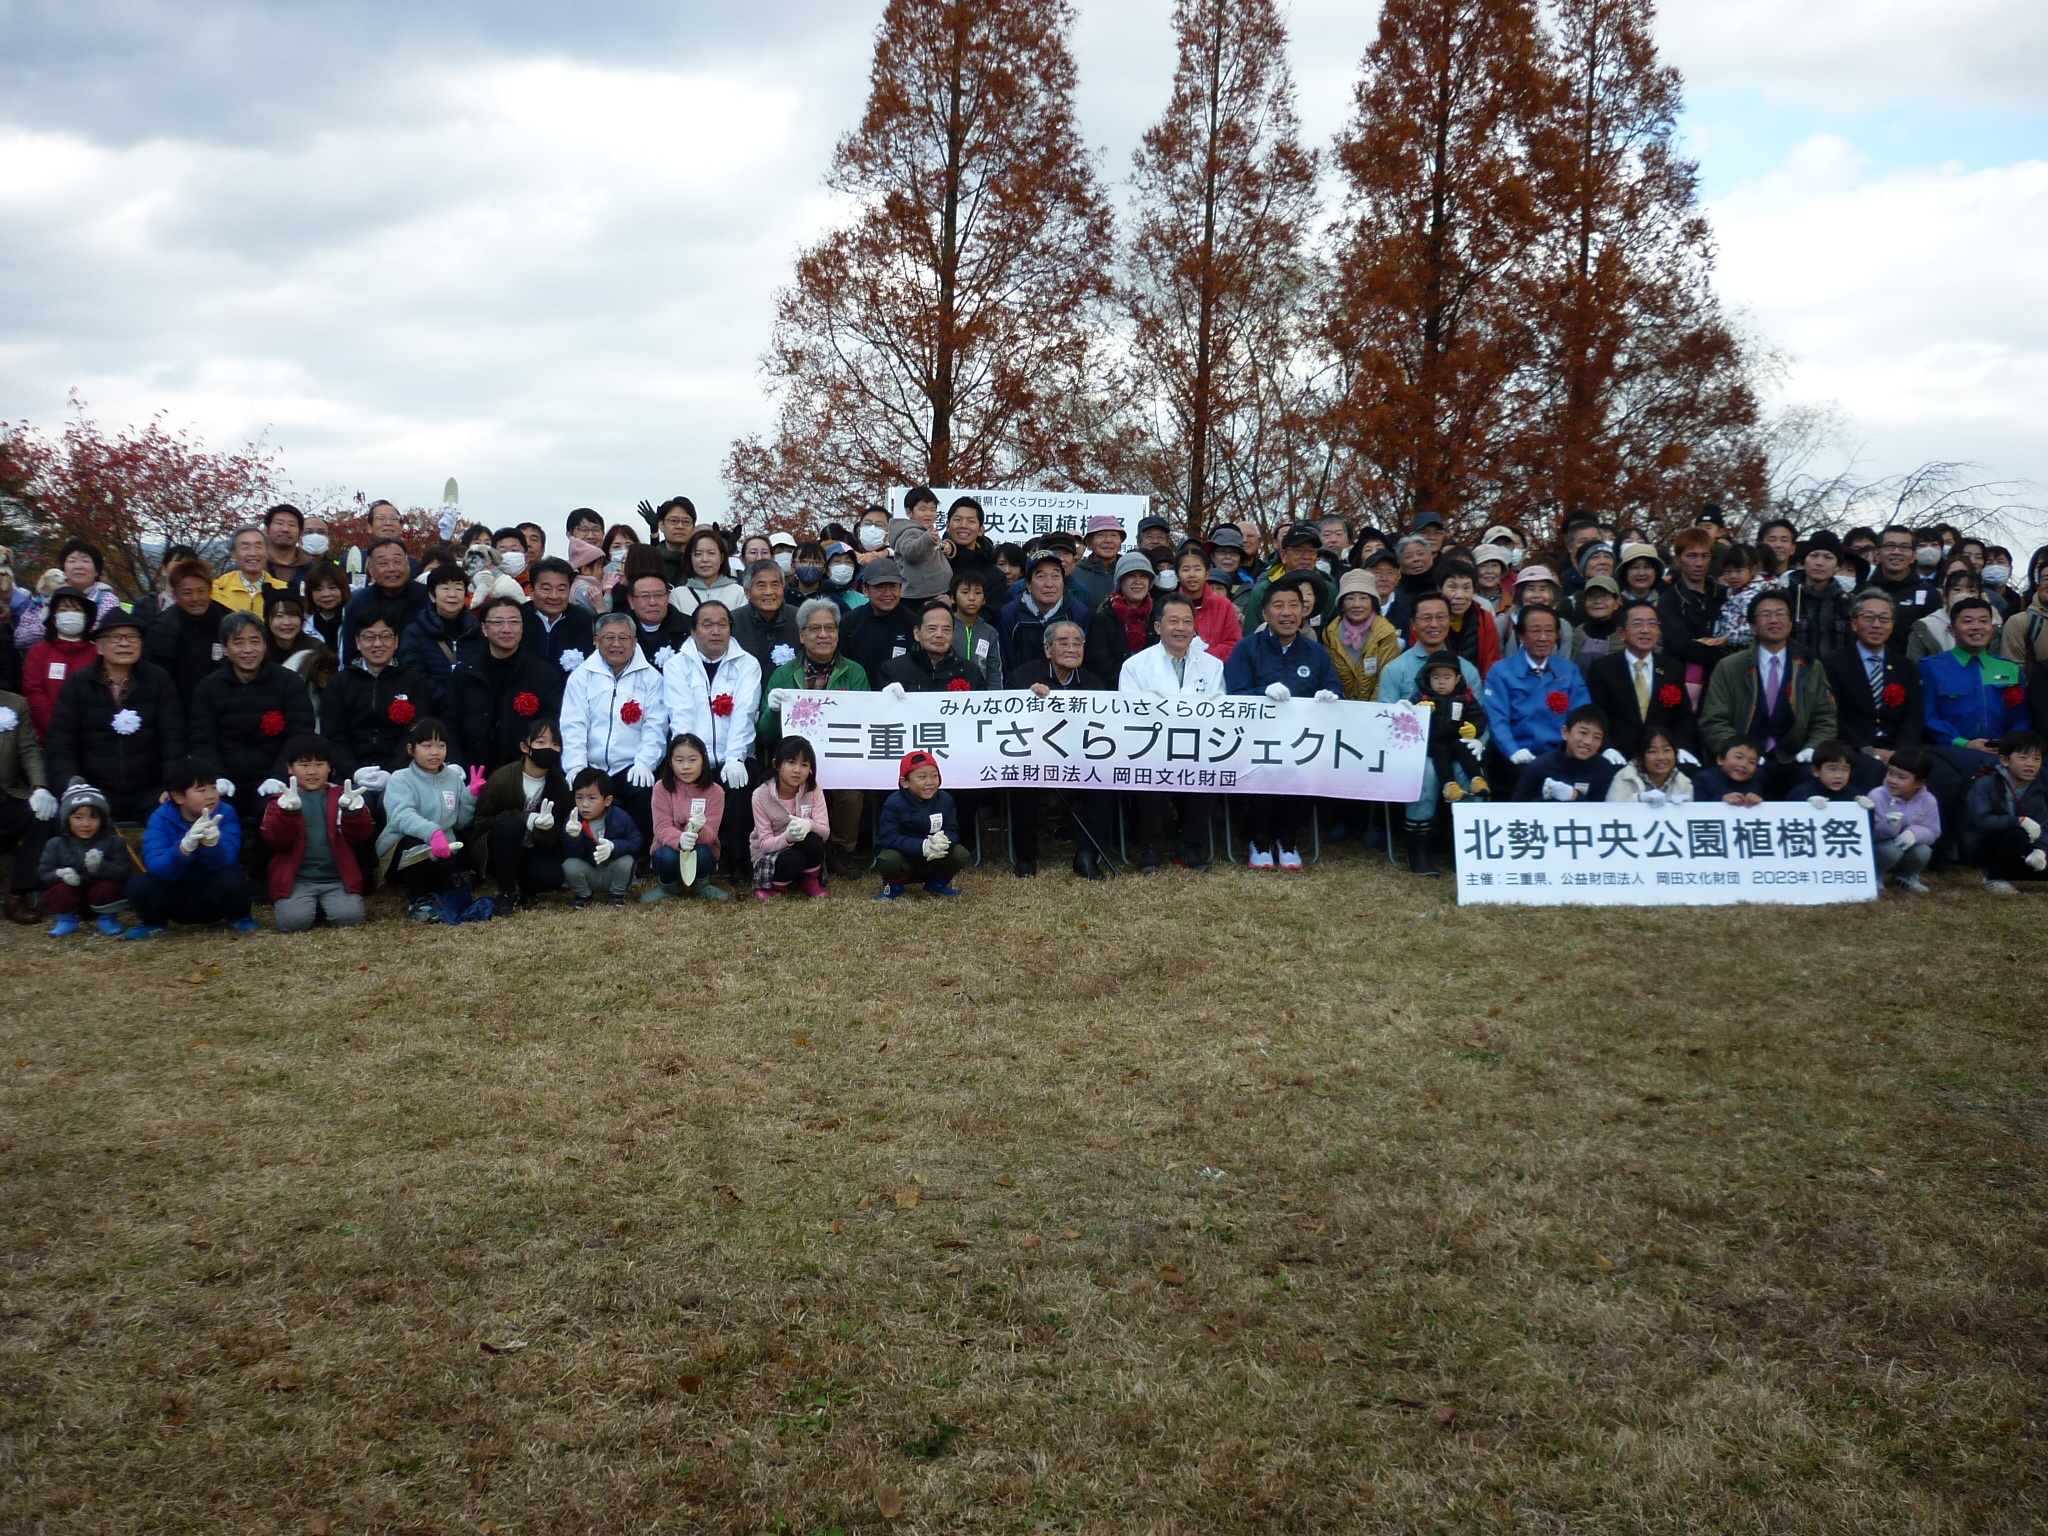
xmin=187 ymin=661 xmax=316 ymax=791
xmin=46 ymin=660 xmax=187 ymax=820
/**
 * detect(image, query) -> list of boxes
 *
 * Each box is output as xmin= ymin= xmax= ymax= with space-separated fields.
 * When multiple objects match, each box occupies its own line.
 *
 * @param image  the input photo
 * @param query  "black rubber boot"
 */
xmin=1404 ymin=820 xmax=1439 ymax=877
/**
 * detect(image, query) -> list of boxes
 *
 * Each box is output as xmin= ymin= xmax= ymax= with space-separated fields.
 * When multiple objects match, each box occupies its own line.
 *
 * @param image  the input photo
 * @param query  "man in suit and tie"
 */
xmin=1586 ymin=600 xmax=1698 ymax=764
xmin=1699 ymin=589 xmax=1840 ymax=799
xmin=1823 ymin=590 xmax=1922 ymax=788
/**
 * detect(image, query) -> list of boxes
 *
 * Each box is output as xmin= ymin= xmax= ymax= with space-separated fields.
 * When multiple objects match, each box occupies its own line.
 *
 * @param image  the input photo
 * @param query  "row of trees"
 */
xmin=725 ymin=0 xmax=1768 ymax=545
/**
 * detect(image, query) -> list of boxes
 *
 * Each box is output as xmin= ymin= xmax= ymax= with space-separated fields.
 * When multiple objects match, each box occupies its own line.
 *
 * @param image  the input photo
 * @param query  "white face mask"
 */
xmin=828 ymin=562 xmax=855 ymax=585
xmin=1154 ymin=568 xmax=1179 ymax=590
xmin=300 ymin=533 xmax=330 ymax=557
xmin=1982 ymin=564 xmax=2010 ymax=587
xmin=607 ymin=548 xmax=627 ymax=569
xmin=1915 ymin=547 xmax=1940 ymax=569
xmin=1503 ymin=547 xmax=1523 ymax=568
xmin=54 ymin=609 xmax=88 ymax=637
xmin=858 ymin=524 xmax=887 ymax=550
xmin=499 ymin=550 xmax=527 ymax=576
xmin=774 ymin=551 xmax=794 ymax=573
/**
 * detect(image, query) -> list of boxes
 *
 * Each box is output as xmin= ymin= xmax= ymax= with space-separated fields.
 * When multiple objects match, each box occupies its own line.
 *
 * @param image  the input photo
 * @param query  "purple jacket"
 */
xmin=1869 ymin=783 xmax=1940 ymax=845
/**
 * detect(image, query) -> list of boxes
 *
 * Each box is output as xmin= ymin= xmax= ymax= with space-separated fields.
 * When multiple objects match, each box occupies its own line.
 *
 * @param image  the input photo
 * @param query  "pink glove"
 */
xmin=466 ymin=764 xmax=486 ymax=795
xmin=429 ymin=829 xmax=453 ymax=860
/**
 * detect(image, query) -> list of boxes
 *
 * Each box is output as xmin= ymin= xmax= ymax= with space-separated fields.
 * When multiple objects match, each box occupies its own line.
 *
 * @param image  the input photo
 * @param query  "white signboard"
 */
xmin=785 ymin=689 xmax=1429 ymax=801
xmin=888 ymin=487 xmax=1153 ymax=546
xmin=1451 ymin=801 xmax=1878 ymax=907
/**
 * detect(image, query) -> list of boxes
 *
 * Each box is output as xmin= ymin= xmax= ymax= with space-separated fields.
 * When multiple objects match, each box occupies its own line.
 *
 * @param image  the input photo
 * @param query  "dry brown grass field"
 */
xmin=0 ymin=846 xmax=2042 ymax=1535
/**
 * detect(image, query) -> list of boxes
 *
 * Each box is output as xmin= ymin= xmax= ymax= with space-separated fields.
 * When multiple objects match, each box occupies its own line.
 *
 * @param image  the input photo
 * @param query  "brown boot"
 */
xmin=4 ymin=893 xmax=38 ymax=925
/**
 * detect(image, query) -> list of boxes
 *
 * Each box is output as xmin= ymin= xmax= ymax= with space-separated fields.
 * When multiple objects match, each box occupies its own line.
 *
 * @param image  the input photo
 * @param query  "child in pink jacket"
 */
xmin=748 ymin=735 xmax=830 ymax=900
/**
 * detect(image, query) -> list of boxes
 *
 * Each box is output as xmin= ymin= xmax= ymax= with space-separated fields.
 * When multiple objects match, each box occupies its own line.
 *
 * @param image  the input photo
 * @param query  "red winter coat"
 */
xmin=1188 ymin=586 xmax=1243 ymax=661
xmin=22 ymin=636 xmax=99 ymax=735
xmin=261 ymin=790 xmax=376 ymax=899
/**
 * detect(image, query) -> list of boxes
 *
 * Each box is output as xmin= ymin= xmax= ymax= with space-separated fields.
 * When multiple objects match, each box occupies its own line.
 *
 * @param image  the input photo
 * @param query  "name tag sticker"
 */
xmin=48 ymin=663 xmax=65 ymax=680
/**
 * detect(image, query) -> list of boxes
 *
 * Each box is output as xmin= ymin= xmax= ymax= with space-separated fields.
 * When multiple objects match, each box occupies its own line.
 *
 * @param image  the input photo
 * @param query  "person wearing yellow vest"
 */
xmin=211 ymin=525 xmax=287 ymax=616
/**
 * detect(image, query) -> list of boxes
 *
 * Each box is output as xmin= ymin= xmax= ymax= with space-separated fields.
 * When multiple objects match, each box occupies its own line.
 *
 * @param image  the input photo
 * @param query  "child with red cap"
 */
xmin=874 ymin=748 xmax=970 ymax=900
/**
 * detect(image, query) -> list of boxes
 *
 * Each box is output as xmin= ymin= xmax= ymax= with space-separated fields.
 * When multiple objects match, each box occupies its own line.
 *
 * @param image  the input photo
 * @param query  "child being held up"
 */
xmin=375 ymin=715 xmax=478 ymax=919
xmin=645 ymin=733 xmax=728 ymax=902
xmin=874 ymin=748 xmax=970 ymax=900
xmin=38 ymin=779 xmax=136 ymax=936
xmin=562 ymin=766 xmax=643 ymax=908
xmin=1869 ymin=746 xmax=1940 ymax=893
xmin=261 ymin=734 xmax=374 ymax=933
xmin=1415 ymin=651 xmax=1489 ymax=802
xmin=1693 ymin=736 xmax=1767 ymax=806
xmin=1962 ymin=730 xmax=2048 ymax=894
xmin=750 ymin=735 xmax=830 ymax=901
xmin=126 ymin=756 xmax=256 ymax=939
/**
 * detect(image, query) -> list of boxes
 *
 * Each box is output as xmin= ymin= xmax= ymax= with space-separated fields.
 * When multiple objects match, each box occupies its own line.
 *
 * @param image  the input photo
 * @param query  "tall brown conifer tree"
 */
xmin=724 ymin=0 xmax=1113 ymax=522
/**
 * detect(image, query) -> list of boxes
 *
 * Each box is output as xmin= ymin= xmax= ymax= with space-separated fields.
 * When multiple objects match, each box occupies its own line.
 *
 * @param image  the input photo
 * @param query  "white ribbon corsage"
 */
xmin=111 ymin=708 xmax=143 ymax=735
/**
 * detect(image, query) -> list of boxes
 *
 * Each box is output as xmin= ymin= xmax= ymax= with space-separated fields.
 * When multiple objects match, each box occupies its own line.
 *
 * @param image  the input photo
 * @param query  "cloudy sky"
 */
xmin=3 ymin=0 xmax=2045 ymax=551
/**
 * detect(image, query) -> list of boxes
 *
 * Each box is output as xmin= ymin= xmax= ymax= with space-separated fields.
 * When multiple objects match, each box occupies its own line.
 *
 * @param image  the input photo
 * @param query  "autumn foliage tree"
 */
xmin=1124 ymin=0 xmax=1320 ymax=536
xmin=1509 ymin=0 xmax=1764 ymax=532
xmin=724 ymin=0 xmax=1116 ymax=524
xmin=1 ymin=398 xmax=282 ymax=598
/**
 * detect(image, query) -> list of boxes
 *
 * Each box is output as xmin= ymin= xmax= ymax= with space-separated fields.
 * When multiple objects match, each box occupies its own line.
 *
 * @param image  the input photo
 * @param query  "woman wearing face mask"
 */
xmin=13 ymin=540 xmax=122 ymax=649
xmin=599 ymin=524 xmax=640 ymax=605
xmin=22 ymin=587 xmax=102 ymax=736
xmin=820 ymin=543 xmax=867 ymax=617
xmin=854 ymin=507 xmax=892 ymax=566
xmin=787 ymin=540 xmax=830 ymax=603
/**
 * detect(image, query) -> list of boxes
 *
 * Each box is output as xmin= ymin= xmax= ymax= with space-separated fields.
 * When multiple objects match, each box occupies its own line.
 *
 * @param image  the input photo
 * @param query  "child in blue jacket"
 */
xmin=875 ymin=748 xmax=969 ymax=900
xmin=561 ymin=766 xmax=644 ymax=907
xmin=125 ymin=756 xmax=256 ymax=938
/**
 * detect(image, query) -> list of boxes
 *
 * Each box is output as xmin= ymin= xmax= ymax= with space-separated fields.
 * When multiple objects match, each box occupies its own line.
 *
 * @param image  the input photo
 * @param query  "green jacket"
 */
xmin=1697 ymin=643 xmax=1838 ymax=763
xmin=757 ymin=654 xmax=871 ymax=752
xmin=0 ymin=688 xmax=49 ymax=799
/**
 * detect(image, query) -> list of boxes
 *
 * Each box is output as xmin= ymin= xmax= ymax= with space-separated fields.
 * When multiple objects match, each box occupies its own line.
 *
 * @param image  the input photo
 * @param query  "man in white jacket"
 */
xmin=562 ymin=612 xmax=667 ymax=851
xmin=661 ymin=600 xmax=763 ymax=879
xmin=1117 ymin=591 xmax=1226 ymax=872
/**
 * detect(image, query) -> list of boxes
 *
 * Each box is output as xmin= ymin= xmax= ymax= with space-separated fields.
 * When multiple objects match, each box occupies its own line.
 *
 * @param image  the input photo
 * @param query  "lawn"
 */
xmin=0 ymin=848 xmax=2042 ymax=1534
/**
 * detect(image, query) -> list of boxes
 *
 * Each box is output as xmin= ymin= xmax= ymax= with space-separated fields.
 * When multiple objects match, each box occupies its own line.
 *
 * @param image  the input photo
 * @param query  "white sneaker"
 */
xmin=1893 ymin=875 xmax=1930 ymax=893
xmin=1277 ymin=846 xmax=1304 ymax=870
xmin=1247 ymin=844 xmax=1275 ymax=870
xmin=1982 ymin=874 xmax=2017 ymax=895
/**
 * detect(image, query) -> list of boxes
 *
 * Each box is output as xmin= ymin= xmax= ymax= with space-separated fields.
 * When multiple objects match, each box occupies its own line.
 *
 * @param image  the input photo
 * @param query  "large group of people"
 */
xmin=1 ymin=489 xmax=2045 ymax=936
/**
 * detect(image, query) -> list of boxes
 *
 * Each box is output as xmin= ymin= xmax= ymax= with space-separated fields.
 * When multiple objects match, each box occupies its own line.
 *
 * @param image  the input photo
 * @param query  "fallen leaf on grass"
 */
xmin=677 ymin=1374 xmax=704 ymax=1393
xmin=875 ymin=1483 xmax=904 ymax=1520
xmin=714 ymin=1186 xmax=746 ymax=1208
xmin=479 ymin=1338 xmax=527 ymax=1354
xmin=828 ymin=1219 xmax=842 ymax=1235
xmin=477 ymin=1522 xmax=500 ymax=1535
xmin=307 ymin=1516 xmax=332 ymax=1535
xmin=1121 ymin=1067 xmax=1149 ymax=1082
xmin=1593 ymin=1254 xmax=1614 ymax=1271
xmin=793 ymin=1034 xmax=810 ymax=1046
xmin=1486 ymin=1005 xmax=1502 ymax=1017
xmin=187 ymin=1038 xmax=212 ymax=1048
xmin=856 ymin=1195 xmax=872 ymax=1211
xmin=871 ymin=1129 xmax=893 ymax=1142
xmin=1060 ymin=1228 xmax=1081 ymax=1240
xmin=994 ymin=1173 xmax=1014 ymax=1187
xmin=935 ymin=1262 xmax=961 ymax=1276
xmin=1158 ymin=1265 xmax=1188 ymax=1286
xmin=1018 ymin=1237 xmax=1041 ymax=1250
xmin=893 ymin=1189 xmax=920 ymax=1211
xmin=1994 ymin=1416 xmax=2022 ymax=1431
xmin=1093 ymin=1274 xmax=1116 ymax=1288
xmin=935 ymin=1238 xmax=972 ymax=1250
xmin=1433 ymin=1404 xmax=1457 ymax=1425
xmin=1621 ymin=1161 xmax=1646 ymax=1175
xmin=814 ymin=1117 xmax=844 ymax=1131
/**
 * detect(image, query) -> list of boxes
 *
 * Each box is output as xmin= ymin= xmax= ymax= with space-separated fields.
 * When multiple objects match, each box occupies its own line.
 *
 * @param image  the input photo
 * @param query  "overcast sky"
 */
xmin=2 ymin=0 xmax=2045 ymax=551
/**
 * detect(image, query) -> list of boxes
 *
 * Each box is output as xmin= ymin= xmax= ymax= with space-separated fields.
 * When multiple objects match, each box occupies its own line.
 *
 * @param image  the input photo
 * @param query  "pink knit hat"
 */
xmin=567 ymin=537 xmax=604 ymax=569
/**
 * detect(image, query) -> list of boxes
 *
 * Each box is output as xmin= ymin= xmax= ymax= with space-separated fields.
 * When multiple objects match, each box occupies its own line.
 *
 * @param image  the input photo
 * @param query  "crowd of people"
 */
xmin=1 ymin=489 xmax=2045 ymax=937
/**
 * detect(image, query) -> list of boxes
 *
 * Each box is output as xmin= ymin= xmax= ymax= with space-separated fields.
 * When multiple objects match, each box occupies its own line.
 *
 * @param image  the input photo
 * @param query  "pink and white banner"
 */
xmin=784 ymin=689 xmax=1429 ymax=800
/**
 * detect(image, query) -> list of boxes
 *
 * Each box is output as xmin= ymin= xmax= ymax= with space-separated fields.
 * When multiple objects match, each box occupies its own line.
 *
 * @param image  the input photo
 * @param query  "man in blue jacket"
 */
xmin=1919 ymin=596 xmax=2029 ymax=835
xmin=1481 ymin=605 xmax=1590 ymax=792
xmin=1223 ymin=574 xmax=1341 ymax=869
xmin=123 ymin=756 xmax=256 ymax=938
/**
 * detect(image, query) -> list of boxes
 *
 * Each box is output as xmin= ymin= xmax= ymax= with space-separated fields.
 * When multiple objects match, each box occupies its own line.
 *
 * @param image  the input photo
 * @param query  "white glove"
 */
xmin=1541 ymin=778 xmax=1575 ymax=802
xmin=785 ymin=816 xmax=811 ymax=842
xmin=1640 ymin=788 xmax=1669 ymax=807
xmin=1894 ymin=827 xmax=1917 ymax=849
xmin=1676 ymin=750 xmax=1699 ymax=767
xmin=1855 ymin=795 xmax=1875 ymax=810
xmin=1265 ymin=683 xmax=1291 ymax=702
xmin=1312 ymin=689 xmax=1339 ymax=703
xmin=1886 ymin=809 xmax=1903 ymax=825
xmin=1807 ymin=795 xmax=1830 ymax=810
xmin=337 ymin=778 xmax=365 ymax=813
xmin=2026 ymin=849 xmax=2047 ymax=872
xmin=277 ymin=775 xmax=302 ymax=813
xmin=592 ymin=837 xmax=614 ymax=865
xmin=1510 ymin=749 xmax=1535 ymax=766
xmin=83 ymin=847 xmax=103 ymax=874
xmin=215 ymin=777 xmax=236 ymax=797
xmin=677 ymin=824 xmax=699 ymax=851
xmin=720 ymin=759 xmax=749 ymax=789
xmin=929 ymin=830 xmax=950 ymax=854
xmin=257 ymin=778 xmax=287 ymax=798
xmin=2022 ymin=817 xmax=2043 ymax=843
xmin=1463 ymin=737 xmax=1485 ymax=761
xmin=1795 ymin=747 xmax=1815 ymax=764
xmin=768 ymin=688 xmax=793 ymax=712
xmin=920 ymin=834 xmax=946 ymax=860
xmin=197 ymin=813 xmax=222 ymax=846
xmin=530 ymin=798 xmax=555 ymax=831
xmin=1601 ymin=749 xmax=1626 ymax=765
xmin=54 ymin=866 xmax=81 ymax=886
xmin=626 ymin=762 xmax=656 ymax=790
xmin=29 ymin=787 xmax=58 ymax=820
xmin=178 ymin=818 xmax=208 ymax=856
xmin=353 ymin=765 xmax=390 ymax=791
xmin=882 ymin=682 xmax=908 ymax=700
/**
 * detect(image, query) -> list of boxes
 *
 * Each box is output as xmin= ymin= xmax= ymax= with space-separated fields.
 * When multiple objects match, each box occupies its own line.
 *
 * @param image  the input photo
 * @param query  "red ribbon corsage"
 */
xmin=513 ymin=691 xmax=540 ymax=717
xmin=388 ymin=697 xmax=416 ymax=725
xmin=1546 ymin=690 xmax=1569 ymax=714
xmin=1657 ymin=683 xmax=1683 ymax=709
xmin=947 ymin=677 xmax=971 ymax=692
xmin=260 ymin=710 xmax=286 ymax=736
xmin=2003 ymin=684 xmax=2027 ymax=708
xmin=710 ymin=693 xmax=734 ymax=718
xmin=620 ymin=699 xmax=643 ymax=725
xmin=1881 ymin=681 xmax=1906 ymax=710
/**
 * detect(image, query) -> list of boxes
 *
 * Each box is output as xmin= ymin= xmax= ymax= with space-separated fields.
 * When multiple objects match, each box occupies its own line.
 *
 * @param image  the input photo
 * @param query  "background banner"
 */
xmin=1451 ymin=801 xmax=1879 ymax=907
xmin=888 ymin=487 xmax=1151 ymax=545
xmin=788 ymin=689 xmax=1429 ymax=800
